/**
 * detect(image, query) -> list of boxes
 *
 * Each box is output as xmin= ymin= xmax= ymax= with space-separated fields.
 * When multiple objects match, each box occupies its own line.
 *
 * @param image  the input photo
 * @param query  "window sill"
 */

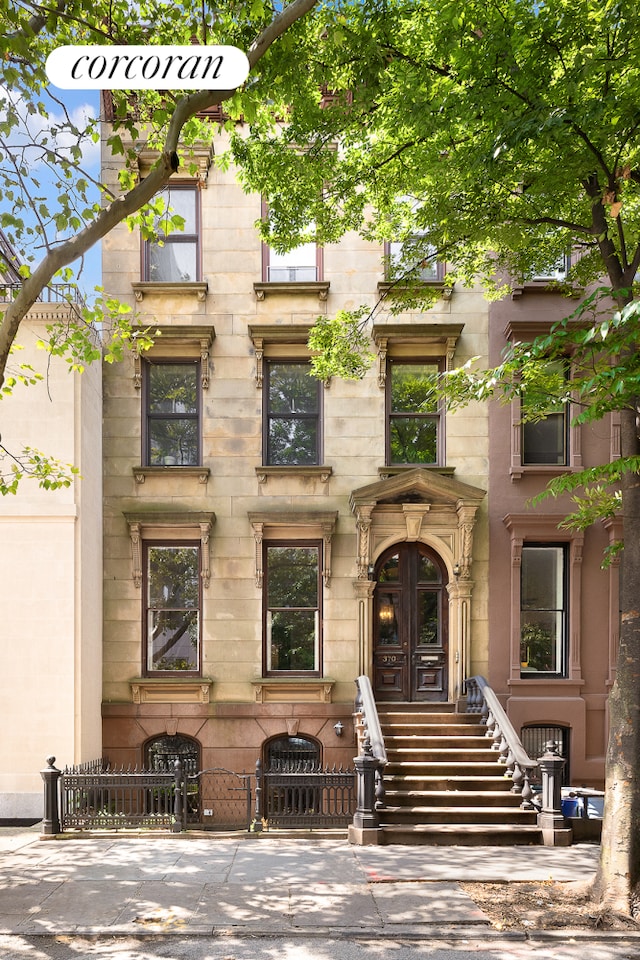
xmin=130 ymin=677 xmax=213 ymax=704
xmin=133 ymin=466 xmax=210 ymax=484
xmin=255 ymin=465 xmax=333 ymax=484
xmin=507 ymin=676 xmax=585 ymax=690
xmin=378 ymin=465 xmax=454 ymax=480
xmin=253 ymin=281 xmax=330 ymax=301
xmin=252 ymin=677 xmax=335 ymax=703
xmin=511 ymin=281 xmax=581 ymax=299
xmin=510 ymin=464 xmax=576 ymax=481
xmin=377 ymin=280 xmax=453 ymax=301
xmin=132 ymin=281 xmax=208 ymax=302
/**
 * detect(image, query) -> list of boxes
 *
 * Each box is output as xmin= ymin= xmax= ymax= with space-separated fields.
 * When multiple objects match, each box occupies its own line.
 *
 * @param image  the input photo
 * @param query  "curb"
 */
xmin=3 ymin=926 xmax=640 ymax=943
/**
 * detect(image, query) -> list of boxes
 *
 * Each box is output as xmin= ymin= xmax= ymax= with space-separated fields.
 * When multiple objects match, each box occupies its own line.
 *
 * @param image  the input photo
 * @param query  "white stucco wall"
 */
xmin=0 ymin=313 xmax=102 ymax=819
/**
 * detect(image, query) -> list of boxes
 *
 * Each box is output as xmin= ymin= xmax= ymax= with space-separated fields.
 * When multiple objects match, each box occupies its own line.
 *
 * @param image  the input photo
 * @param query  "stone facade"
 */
xmin=100 ymin=124 xmax=615 ymax=793
xmin=100 ymin=127 xmax=490 ymax=778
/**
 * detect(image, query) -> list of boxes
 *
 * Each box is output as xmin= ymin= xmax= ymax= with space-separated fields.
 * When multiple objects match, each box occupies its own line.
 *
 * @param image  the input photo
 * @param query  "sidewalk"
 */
xmin=0 ymin=825 xmax=613 ymax=939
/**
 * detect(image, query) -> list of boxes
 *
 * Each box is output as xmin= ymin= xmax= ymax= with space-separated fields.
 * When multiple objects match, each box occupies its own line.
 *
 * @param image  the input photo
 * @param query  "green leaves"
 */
xmin=0 ymin=0 xmax=321 ymax=493
xmin=308 ymin=310 xmax=375 ymax=381
xmin=0 ymin=444 xmax=80 ymax=496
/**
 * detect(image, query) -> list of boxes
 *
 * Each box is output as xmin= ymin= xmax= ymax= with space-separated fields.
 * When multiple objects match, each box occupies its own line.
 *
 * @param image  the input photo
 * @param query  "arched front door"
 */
xmin=373 ymin=543 xmax=449 ymax=702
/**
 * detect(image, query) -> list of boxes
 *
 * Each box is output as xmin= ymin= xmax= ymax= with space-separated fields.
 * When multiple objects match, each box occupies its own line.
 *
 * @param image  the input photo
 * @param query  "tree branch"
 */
xmin=0 ymin=0 xmax=319 ymax=385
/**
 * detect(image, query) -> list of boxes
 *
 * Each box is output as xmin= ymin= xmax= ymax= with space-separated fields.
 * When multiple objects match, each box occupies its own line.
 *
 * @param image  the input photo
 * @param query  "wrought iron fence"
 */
xmin=42 ymin=755 xmax=355 ymax=834
xmin=254 ymin=759 xmax=356 ymax=829
xmin=60 ymin=759 xmax=182 ymax=831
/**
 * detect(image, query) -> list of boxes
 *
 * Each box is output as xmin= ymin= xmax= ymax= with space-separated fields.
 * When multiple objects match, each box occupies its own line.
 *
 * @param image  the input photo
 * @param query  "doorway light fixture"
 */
xmin=378 ymin=600 xmax=395 ymax=624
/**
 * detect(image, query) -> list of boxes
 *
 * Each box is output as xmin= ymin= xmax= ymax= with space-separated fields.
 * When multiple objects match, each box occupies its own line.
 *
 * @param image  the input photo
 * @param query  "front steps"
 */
xmin=377 ymin=703 xmax=541 ymax=845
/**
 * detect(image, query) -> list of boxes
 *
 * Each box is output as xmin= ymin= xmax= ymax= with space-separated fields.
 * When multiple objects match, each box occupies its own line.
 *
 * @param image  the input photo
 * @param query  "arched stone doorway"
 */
xmin=373 ymin=542 xmax=449 ymax=701
xmin=350 ymin=468 xmax=486 ymax=704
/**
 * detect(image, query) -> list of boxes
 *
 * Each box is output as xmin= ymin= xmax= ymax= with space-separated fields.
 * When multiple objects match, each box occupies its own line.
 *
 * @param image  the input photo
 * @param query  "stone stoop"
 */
xmin=377 ymin=703 xmax=542 ymax=846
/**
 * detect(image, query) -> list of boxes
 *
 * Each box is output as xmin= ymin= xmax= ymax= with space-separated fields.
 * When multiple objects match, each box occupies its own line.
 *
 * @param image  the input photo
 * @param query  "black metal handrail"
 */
xmin=0 ymin=281 xmax=86 ymax=307
xmin=466 ymin=675 xmax=537 ymax=806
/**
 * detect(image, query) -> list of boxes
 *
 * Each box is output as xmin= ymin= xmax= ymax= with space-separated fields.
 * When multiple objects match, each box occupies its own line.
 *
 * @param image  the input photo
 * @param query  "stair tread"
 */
xmin=383 ymin=805 xmax=535 ymax=813
xmin=387 ymin=749 xmax=501 ymax=755
xmin=386 ymin=763 xmax=509 ymax=769
xmin=385 ymin=789 xmax=520 ymax=801
xmin=372 ymin=702 xmax=539 ymax=845
xmin=381 ymin=824 xmax=541 ymax=834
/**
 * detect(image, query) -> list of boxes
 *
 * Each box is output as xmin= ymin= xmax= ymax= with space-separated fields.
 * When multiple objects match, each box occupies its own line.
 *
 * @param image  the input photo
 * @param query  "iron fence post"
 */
xmin=173 ymin=759 xmax=183 ymax=833
xmin=41 ymin=756 xmax=61 ymax=835
xmin=537 ymin=740 xmax=572 ymax=846
xmin=251 ymin=758 xmax=264 ymax=832
xmin=245 ymin=773 xmax=252 ymax=832
xmin=349 ymin=737 xmax=384 ymax=844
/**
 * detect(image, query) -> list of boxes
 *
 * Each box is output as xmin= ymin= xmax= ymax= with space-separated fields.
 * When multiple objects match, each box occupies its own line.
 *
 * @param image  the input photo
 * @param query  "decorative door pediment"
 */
xmin=349 ymin=468 xmax=485 ymax=581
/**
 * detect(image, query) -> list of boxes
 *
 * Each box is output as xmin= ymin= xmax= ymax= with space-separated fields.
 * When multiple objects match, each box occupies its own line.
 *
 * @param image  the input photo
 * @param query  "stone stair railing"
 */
xmin=465 ymin=675 xmax=537 ymax=806
xmin=466 ymin=674 xmax=571 ymax=845
xmin=348 ymin=673 xmax=571 ymax=846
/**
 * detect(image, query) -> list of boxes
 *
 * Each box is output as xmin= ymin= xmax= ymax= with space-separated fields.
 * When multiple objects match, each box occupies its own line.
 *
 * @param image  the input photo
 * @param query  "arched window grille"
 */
xmin=264 ymin=735 xmax=320 ymax=771
xmin=145 ymin=734 xmax=200 ymax=776
xmin=521 ymin=724 xmax=570 ymax=785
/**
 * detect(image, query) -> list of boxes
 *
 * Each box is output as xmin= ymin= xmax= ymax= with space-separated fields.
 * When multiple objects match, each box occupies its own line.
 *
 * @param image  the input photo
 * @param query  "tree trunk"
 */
xmin=594 ymin=402 xmax=640 ymax=914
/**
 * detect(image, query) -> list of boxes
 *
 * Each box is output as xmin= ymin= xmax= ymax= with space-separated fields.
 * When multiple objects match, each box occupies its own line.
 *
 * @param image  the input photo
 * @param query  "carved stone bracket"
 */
xmin=445 ymin=336 xmax=457 ymax=370
xmin=372 ymin=322 xmax=464 ymax=389
xmin=377 ymin=337 xmax=388 ymax=388
xmin=248 ymin=324 xmax=327 ymax=389
xmin=131 ymin=281 xmax=208 ymax=302
xmin=134 ymin=144 xmax=214 ymax=185
xmin=253 ymin=338 xmax=264 ymax=388
xmin=129 ymin=521 xmax=142 ymax=587
xmin=134 ymin=466 xmax=210 ymax=484
xmin=252 ymin=678 xmax=335 ymax=703
xmin=321 ymin=521 xmax=335 ymax=587
xmin=255 ymin=465 xmax=333 ymax=484
xmin=253 ymin=281 xmax=330 ymax=301
xmin=251 ymin=521 xmax=264 ymax=588
xmin=130 ymin=678 xmax=213 ymax=704
xmin=353 ymin=504 xmax=374 ymax=579
xmin=456 ymin=501 xmax=478 ymax=580
xmin=124 ymin=511 xmax=216 ymax=588
xmin=200 ymin=520 xmax=212 ymax=587
xmin=200 ymin=337 xmax=211 ymax=389
xmin=132 ymin=325 xmax=215 ymax=390
xmin=248 ymin=511 xmax=338 ymax=588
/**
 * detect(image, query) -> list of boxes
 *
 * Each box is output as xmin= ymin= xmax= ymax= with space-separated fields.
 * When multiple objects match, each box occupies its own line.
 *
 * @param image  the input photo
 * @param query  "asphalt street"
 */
xmin=1 ymin=933 xmax=639 ymax=960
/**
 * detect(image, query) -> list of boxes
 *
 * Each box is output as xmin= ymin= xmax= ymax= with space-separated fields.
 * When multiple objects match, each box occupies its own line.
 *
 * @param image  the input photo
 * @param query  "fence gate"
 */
xmin=186 ymin=768 xmax=252 ymax=830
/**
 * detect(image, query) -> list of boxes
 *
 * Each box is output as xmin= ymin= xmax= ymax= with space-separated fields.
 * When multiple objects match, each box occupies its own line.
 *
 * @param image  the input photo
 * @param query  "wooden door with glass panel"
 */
xmin=373 ymin=543 xmax=448 ymax=702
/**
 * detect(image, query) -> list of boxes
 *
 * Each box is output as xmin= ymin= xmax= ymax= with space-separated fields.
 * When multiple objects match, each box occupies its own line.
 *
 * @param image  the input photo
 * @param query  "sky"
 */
xmin=46 ymin=87 xmax=102 ymax=296
xmin=2 ymin=84 xmax=102 ymax=297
